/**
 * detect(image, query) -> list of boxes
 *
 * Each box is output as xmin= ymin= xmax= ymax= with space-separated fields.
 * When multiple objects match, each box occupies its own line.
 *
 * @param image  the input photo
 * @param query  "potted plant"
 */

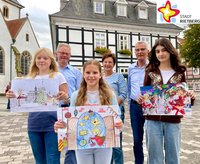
xmin=94 ymin=46 xmax=110 ymax=55
xmin=118 ymin=49 xmax=132 ymax=56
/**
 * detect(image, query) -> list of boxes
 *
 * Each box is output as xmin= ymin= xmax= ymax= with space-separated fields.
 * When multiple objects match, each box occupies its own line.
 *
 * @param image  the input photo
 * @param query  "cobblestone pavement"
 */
xmin=0 ymin=96 xmax=200 ymax=164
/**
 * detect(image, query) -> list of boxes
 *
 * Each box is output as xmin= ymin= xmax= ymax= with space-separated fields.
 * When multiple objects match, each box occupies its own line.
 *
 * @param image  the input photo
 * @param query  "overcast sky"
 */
xmin=18 ymin=0 xmax=60 ymax=50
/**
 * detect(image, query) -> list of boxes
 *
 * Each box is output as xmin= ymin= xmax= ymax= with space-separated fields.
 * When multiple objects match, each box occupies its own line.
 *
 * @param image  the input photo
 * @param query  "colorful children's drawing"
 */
xmin=10 ymin=79 xmax=60 ymax=112
xmin=57 ymin=105 xmax=121 ymax=151
xmin=140 ymin=82 xmax=191 ymax=116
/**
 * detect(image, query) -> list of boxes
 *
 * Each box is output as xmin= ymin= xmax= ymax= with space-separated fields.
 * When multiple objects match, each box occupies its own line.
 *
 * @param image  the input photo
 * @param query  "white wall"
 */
xmin=0 ymin=12 xmax=12 ymax=93
xmin=0 ymin=17 xmax=39 ymax=94
xmin=0 ymin=1 xmax=20 ymax=20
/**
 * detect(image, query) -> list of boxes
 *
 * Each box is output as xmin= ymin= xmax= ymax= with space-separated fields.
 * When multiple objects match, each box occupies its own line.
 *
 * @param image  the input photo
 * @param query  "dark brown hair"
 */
xmin=146 ymin=38 xmax=186 ymax=73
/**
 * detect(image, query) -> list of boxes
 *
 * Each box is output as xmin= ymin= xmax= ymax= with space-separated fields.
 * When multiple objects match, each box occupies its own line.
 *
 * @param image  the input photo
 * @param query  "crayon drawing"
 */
xmin=10 ymin=79 xmax=60 ymax=112
xmin=57 ymin=105 xmax=121 ymax=151
xmin=140 ymin=82 xmax=191 ymax=116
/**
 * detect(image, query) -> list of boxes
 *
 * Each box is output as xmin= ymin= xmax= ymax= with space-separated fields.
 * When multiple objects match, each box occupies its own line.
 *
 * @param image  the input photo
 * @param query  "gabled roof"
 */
xmin=2 ymin=0 xmax=24 ymax=9
xmin=6 ymin=17 xmax=27 ymax=39
xmin=50 ymin=0 xmax=182 ymax=30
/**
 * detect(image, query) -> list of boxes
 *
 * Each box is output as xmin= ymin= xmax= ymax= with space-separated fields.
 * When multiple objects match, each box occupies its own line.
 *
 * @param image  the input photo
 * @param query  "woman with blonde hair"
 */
xmin=6 ymin=47 xmax=69 ymax=164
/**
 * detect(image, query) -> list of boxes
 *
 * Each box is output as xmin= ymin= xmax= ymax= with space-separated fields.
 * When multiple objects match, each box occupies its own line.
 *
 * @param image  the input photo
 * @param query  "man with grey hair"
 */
xmin=127 ymin=41 xmax=149 ymax=164
xmin=55 ymin=43 xmax=82 ymax=164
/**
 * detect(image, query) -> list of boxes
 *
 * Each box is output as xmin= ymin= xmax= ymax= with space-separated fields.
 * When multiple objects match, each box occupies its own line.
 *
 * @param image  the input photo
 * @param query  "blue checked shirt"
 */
xmin=59 ymin=65 xmax=82 ymax=97
xmin=127 ymin=61 xmax=148 ymax=106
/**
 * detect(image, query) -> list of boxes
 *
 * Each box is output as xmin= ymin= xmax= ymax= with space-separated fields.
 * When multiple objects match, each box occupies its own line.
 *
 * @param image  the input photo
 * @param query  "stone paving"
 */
xmin=0 ymin=96 xmax=200 ymax=164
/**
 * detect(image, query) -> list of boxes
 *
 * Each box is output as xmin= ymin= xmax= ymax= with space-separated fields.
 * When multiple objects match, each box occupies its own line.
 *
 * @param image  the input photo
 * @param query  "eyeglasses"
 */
xmin=135 ymin=48 xmax=146 ymax=52
xmin=58 ymin=51 xmax=70 ymax=55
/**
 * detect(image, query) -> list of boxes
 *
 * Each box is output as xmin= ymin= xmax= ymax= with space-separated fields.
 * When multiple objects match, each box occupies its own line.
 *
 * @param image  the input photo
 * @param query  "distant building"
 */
xmin=0 ymin=0 xmax=39 ymax=94
xmin=49 ymin=0 xmax=183 ymax=76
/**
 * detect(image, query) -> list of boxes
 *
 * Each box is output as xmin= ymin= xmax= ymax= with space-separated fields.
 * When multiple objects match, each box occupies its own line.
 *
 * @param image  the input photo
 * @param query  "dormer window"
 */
xmin=94 ymin=1 xmax=105 ymax=14
xmin=3 ymin=6 xmax=9 ymax=18
xmin=115 ymin=0 xmax=128 ymax=17
xmin=117 ymin=5 xmax=127 ymax=17
xmin=139 ymin=8 xmax=148 ymax=19
xmin=136 ymin=1 xmax=149 ymax=19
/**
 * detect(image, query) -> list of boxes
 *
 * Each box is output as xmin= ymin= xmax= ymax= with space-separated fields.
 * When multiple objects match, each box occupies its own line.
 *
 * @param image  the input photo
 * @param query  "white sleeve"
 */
xmin=55 ymin=72 xmax=67 ymax=86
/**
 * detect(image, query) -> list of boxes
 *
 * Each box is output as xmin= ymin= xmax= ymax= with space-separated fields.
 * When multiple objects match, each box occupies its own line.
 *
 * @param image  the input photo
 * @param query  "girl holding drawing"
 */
xmin=6 ymin=48 xmax=69 ymax=164
xmin=138 ymin=38 xmax=195 ymax=164
xmin=54 ymin=60 xmax=123 ymax=164
xmin=102 ymin=52 xmax=127 ymax=164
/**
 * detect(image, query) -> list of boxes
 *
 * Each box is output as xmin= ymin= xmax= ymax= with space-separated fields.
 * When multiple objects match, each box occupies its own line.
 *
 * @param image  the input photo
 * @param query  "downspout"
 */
xmin=10 ymin=38 xmax=16 ymax=81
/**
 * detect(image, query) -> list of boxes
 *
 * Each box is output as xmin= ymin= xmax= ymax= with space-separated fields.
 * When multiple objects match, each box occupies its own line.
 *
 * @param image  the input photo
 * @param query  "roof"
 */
xmin=6 ymin=17 xmax=27 ymax=39
xmin=3 ymin=0 xmax=24 ymax=9
xmin=50 ymin=0 xmax=182 ymax=30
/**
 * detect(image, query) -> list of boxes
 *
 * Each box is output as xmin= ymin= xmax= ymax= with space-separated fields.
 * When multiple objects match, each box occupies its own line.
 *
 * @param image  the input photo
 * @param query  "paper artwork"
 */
xmin=10 ymin=79 xmax=60 ymax=112
xmin=57 ymin=105 xmax=121 ymax=151
xmin=140 ymin=82 xmax=191 ymax=116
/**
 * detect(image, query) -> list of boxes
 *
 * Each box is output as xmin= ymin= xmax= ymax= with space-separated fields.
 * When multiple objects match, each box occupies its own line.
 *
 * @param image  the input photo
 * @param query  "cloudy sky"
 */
xmin=18 ymin=0 xmax=60 ymax=49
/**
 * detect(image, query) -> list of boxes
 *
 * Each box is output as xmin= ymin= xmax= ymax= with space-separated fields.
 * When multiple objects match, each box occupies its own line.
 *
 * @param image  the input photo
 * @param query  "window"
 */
xmin=117 ymin=5 xmax=127 ymax=17
xmin=21 ymin=51 xmax=31 ymax=75
xmin=137 ymin=1 xmax=149 ymax=19
xmin=94 ymin=2 xmax=104 ymax=14
xmin=193 ymin=68 xmax=199 ymax=75
xmin=95 ymin=33 xmax=106 ymax=47
xmin=0 ymin=47 xmax=4 ymax=74
xmin=3 ymin=6 xmax=9 ymax=18
xmin=26 ymin=34 xmax=29 ymax=42
xmin=138 ymin=8 xmax=148 ymax=19
xmin=119 ymin=35 xmax=129 ymax=50
xmin=140 ymin=36 xmax=150 ymax=46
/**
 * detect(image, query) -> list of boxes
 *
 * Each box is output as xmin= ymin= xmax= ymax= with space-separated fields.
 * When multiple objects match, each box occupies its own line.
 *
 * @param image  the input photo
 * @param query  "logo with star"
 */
xmin=158 ymin=0 xmax=180 ymax=23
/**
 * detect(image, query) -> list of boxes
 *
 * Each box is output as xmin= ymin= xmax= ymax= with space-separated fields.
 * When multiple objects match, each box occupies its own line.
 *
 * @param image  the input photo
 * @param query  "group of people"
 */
xmin=6 ymin=38 xmax=196 ymax=164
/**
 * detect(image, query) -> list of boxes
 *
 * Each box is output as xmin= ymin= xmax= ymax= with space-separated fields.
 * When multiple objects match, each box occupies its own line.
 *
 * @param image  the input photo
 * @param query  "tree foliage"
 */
xmin=180 ymin=24 xmax=200 ymax=67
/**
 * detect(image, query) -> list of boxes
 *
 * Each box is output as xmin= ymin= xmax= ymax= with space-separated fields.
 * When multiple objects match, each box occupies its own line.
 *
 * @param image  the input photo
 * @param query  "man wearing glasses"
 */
xmin=127 ymin=41 xmax=149 ymax=164
xmin=55 ymin=43 xmax=82 ymax=164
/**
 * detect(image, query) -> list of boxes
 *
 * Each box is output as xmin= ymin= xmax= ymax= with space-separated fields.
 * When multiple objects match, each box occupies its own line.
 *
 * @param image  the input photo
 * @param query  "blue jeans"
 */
xmin=112 ymin=106 xmax=125 ymax=164
xmin=64 ymin=150 xmax=77 ymax=164
xmin=28 ymin=131 xmax=60 ymax=164
xmin=145 ymin=120 xmax=181 ymax=164
xmin=130 ymin=100 xmax=145 ymax=164
xmin=76 ymin=148 xmax=112 ymax=164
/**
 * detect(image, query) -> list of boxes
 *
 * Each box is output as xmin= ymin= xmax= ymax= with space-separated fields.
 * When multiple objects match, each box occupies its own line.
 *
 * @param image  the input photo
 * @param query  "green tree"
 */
xmin=180 ymin=24 xmax=200 ymax=67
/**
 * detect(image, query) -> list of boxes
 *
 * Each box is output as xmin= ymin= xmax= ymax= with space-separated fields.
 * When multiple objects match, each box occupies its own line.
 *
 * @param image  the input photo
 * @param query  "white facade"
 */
xmin=0 ymin=0 xmax=21 ymax=19
xmin=0 ymin=0 xmax=39 ymax=94
xmin=50 ymin=0 xmax=183 ymax=76
xmin=0 ymin=10 xmax=12 ymax=93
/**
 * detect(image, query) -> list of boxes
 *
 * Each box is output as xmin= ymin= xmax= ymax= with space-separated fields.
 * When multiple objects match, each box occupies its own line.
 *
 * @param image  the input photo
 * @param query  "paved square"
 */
xmin=0 ymin=96 xmax=199 ymax=164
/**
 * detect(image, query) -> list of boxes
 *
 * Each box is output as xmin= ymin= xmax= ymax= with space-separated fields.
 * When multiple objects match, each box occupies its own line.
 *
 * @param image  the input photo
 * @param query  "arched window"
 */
xmin=3 ymin=6 xmax=9 ymax=18
xmin=0 ymin=46 xmax=5 ymax=74
xmin=21 ymin=51 xmax=32 ymax=75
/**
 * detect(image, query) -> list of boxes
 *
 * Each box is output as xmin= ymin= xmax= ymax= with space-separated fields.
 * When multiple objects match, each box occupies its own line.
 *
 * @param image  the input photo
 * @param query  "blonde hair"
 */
xmin=75 ymin=60 xmax=113 ymax=106
xmin=28 ymin=48 xmax=59 ymax=78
